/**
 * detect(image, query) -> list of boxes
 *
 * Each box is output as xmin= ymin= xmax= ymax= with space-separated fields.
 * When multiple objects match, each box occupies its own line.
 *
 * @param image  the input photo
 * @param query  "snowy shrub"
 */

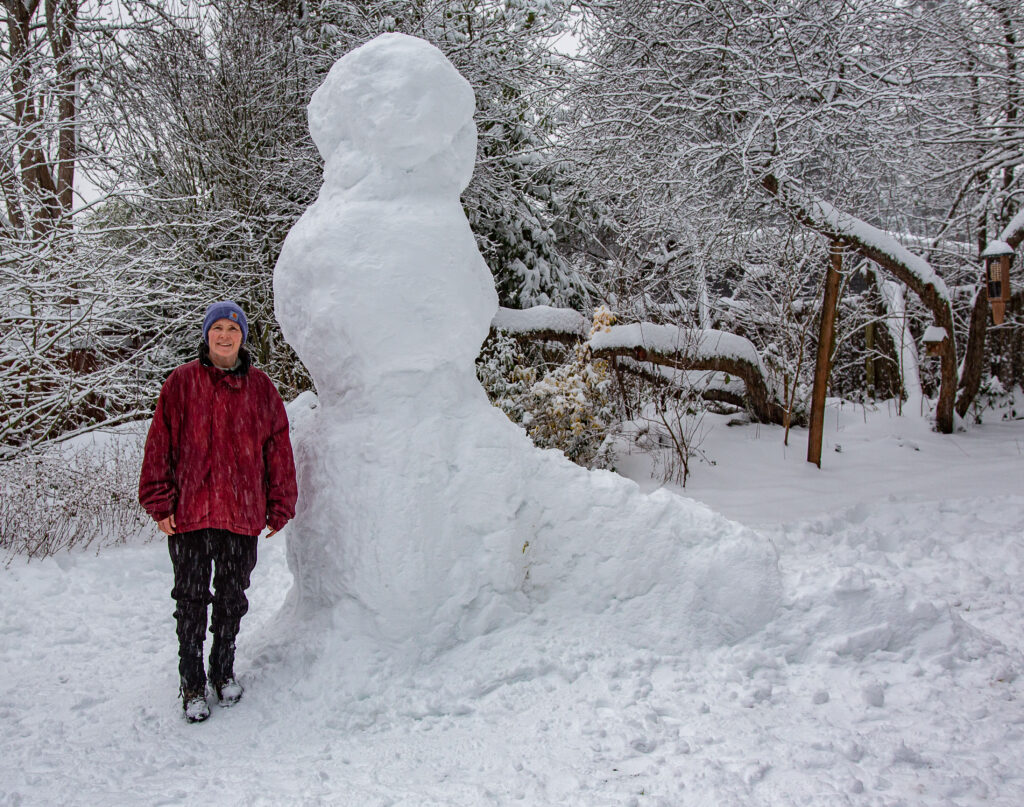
xmin=590 ymin=304 xmax=616 ymax=335
xmin=477 ymin=308 xmax=620 ymax=469
xmin=476 ymin=331 xmax=538 ymax=424
xmin=518 ymin=308 xmax=618 ymax=468
xmin=0 ymin=430 xmax=152 ymax=564
xmin=522 ymin=342 xmax=617 ymax=468
xmin=646 ymin=392 xmax=714 ymax=489
xmin=612 ymin=374 xmax=717 ymax=489
xmin=967 ymin=376 xmax=1021 ymax=424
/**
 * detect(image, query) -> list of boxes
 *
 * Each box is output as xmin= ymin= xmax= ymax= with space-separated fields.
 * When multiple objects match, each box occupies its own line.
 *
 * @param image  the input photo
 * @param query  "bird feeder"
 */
xmin=922 ymin=325 xmax=948 ymax=357
xmin=981 ymin=240 xmax=1015 ymax=325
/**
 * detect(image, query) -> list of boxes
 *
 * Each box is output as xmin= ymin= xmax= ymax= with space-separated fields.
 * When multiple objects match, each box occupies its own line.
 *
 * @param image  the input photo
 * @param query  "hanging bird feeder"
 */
xmin=922 ymin=325 xmax=948 ymax=357
xmin=980 ymin=241 xmax=1015 ymax=325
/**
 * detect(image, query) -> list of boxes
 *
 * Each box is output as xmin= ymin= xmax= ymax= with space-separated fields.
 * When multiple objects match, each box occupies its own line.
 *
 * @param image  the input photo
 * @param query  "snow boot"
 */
xmin=181 ymin=686 xmax=210 ymax=723
xmin=212 ymin=677 xmax=243 ymax=707
xmin=209 ymin=634 xmax=242 ymax=706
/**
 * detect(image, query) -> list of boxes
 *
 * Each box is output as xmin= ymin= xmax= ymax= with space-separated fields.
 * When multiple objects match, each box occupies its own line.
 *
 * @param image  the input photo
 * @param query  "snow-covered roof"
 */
xmin=922 ymin=325 xmax=948 ymax=344
xmin=981 ymin=240 xmax=1015 ymax=259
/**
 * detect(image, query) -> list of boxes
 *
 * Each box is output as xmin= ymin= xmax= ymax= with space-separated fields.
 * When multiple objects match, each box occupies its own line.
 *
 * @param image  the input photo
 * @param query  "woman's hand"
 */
xmin=265 ymin=521 xmax=288 ymax=539
xmin=158 ymin=515 xmax=176 ymax=536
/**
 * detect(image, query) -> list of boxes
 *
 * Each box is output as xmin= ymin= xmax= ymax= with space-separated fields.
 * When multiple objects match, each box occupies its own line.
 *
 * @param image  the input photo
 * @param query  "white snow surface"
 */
xmin=591 ymin=323 xmax=764 ymax=368
xmin=2 ymin=407 xmax=1023 ymax=806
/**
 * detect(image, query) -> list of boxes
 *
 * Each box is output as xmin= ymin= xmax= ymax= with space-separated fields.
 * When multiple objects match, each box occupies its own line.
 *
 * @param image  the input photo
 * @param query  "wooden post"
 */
xmin=808 ymin=242 xmax=843 ymax=468
xmin=865 ymin=321 xmax=875 ymax=400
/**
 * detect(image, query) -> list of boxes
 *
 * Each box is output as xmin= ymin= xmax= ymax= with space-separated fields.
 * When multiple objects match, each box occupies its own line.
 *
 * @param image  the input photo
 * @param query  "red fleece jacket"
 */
xmin=139 ymin=354 xmax=297 ymax=536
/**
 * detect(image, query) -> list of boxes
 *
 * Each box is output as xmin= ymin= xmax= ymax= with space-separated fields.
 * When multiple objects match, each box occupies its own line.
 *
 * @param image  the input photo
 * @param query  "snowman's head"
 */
xmin=309 ymin=33 xmax=477 ymax=196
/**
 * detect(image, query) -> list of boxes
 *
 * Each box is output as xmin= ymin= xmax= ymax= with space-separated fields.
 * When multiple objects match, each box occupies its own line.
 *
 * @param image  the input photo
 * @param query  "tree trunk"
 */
xmin=957 ymin=209 xmax=1024 ymax=417
xmin=865 ymin=320 xmax=875 ymax=400
xmin=956 ymin=288 xmax=990 ymax=419
xmin=48 ymin=0 xmax=79 ymax=216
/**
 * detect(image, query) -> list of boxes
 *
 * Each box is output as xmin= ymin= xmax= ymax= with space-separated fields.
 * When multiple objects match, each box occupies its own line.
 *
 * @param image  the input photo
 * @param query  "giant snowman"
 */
xmin=272 ymin=34 xmax=780 ymax=664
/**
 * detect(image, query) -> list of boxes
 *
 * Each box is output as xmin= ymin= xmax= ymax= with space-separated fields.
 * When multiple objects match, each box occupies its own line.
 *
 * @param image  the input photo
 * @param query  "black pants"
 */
xmin=169 ymin=529 xmax=258 ymax=689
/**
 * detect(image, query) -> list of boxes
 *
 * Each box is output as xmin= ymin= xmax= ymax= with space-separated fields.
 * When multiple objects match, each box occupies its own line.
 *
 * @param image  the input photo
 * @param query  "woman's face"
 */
xmin=208 ymin=319 xmax=243 ymax=368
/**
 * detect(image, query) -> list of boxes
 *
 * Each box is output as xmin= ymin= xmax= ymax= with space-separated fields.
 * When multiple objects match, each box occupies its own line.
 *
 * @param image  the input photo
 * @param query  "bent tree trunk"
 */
xmin=957 ymin=212 xmax=1024 ymax=418
xmin=587 ymin=332 xmax=788 ymax=426
xmin=490 ymin=308 xmax=789 ymax=426
xmin=762 ymin=173 xmax=958 ymax=434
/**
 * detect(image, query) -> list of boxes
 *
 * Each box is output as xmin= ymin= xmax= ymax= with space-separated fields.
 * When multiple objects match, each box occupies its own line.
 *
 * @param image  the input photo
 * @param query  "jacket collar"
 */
xmin=198 ymin=340 xmax=251 ymax=377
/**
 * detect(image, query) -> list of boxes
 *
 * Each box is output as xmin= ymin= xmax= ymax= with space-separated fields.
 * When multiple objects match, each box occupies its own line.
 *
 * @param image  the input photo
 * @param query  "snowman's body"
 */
xmin=273 ymin=34 xmax=780 ymax=658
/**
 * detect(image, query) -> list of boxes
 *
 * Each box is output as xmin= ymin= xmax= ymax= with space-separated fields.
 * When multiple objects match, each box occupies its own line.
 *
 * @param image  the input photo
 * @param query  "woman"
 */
xmin=139 ymin=301 xmax=297 ymax=723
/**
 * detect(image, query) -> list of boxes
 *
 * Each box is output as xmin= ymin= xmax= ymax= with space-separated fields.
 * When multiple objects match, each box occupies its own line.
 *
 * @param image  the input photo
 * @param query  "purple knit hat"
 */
xmin=202 ymin=301 xmax=248 ymax=344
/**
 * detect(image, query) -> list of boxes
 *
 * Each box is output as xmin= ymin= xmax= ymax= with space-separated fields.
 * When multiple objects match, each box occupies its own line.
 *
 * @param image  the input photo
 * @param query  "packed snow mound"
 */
xmin=278 ymin=389 xmax=780 ymax=660
xmin=270 ymin=33 xmax=782 ymax=666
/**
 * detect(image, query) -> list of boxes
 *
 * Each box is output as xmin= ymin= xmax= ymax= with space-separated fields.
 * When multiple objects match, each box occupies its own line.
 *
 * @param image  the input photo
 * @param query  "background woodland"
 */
xmin=2 ymin=0 xmax=1022 ymax=469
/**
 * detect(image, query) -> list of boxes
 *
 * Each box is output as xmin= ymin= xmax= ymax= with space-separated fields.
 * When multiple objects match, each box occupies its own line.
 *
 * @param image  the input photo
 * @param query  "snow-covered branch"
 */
xmin=490 ymin=305 xmax=589 ymax=344
xmin=491 ymin=307 xmax=789 ymax=425
xmin=588 ymin=324 xmax=787 ymax=426
xmin=762 ymin=174 xmax=951 ymax=307
xmin=998 ymin=208 xmax=1024 ymax=250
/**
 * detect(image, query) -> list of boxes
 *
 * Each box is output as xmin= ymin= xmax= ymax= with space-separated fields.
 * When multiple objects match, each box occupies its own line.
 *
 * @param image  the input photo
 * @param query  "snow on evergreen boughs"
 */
xmin=476 ymin=331 xmax=538 ymax=425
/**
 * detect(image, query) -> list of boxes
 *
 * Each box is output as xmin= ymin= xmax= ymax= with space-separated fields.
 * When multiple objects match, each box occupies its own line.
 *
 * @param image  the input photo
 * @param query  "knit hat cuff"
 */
xmin=202 ymin=301 xmax=248 ymax=344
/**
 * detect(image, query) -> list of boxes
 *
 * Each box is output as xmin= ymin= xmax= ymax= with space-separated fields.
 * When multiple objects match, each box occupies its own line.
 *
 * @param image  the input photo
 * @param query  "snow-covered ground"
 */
xmin=2 ymin=402 xmax=1022 ymax=807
